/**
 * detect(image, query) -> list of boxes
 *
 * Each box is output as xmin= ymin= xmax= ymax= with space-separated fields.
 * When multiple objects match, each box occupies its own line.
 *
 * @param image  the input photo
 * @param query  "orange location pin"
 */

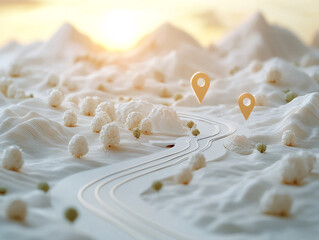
xmin=238 ymin=93 xmax=255 ymax=120
xmin=190 ymin=72 xmax=210 ymax=103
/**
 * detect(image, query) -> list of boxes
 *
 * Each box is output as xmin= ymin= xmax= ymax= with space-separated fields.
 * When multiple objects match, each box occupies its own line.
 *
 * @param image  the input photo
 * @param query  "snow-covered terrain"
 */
xmin=1 ymin=11 xmax=319 ymax=240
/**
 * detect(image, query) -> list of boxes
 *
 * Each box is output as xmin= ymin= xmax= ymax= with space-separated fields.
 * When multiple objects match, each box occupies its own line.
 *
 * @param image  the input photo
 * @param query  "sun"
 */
xmin=100 ymin=10 xmax=140 ymax=51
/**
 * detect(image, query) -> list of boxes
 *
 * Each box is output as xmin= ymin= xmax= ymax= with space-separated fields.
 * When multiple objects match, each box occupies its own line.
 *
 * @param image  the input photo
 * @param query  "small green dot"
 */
xmin=285 ymin=91 xmax=298 ymax=103
xmin=192 ymin=129 xmax=200 ymax=136
xmin=132 ymin=127 xmax=141 ymax=139
xmin=152 ymin=181 xmax=163 ymax=192
xmin=257 ymin=143 xmax=267 ymax=153
xmin=187 ymin=121 xmax=194 ymax=129
xmin=64 ymin=207 xmax=78 ymax=223
xmin=0 ymin=186 xmax=7 ymax=195
xmin=38 ymin=182 xmax=50 ymax=193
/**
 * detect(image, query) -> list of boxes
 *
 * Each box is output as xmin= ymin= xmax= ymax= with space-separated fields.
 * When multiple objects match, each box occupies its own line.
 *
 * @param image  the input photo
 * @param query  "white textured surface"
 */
xmin=0 ymin=11 xmax=319 ymax=240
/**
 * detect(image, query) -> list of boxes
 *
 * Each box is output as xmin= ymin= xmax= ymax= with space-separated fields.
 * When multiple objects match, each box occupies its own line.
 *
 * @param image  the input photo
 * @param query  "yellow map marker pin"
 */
xmin=190 ymin=72 xmax=210 ymax=103
xmin=238 ymin=93 xmax=255 ymax=120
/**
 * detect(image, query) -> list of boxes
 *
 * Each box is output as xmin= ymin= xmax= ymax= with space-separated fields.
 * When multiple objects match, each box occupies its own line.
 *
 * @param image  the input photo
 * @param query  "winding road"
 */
xmin=52 ymin=114 xmax=236 ymax=240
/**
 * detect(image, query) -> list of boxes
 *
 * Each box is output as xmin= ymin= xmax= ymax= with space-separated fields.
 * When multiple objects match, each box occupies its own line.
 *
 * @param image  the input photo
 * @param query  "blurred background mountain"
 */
xmin=1 ymin=0 xmax=318 ymax=51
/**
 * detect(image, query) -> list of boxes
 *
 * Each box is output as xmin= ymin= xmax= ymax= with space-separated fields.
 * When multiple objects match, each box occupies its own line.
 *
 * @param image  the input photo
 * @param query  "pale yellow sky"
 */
xmin=0 ymin=0 xmax=318 ymax=51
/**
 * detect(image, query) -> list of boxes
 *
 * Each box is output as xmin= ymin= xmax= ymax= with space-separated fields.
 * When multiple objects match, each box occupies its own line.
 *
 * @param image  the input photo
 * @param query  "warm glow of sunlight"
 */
xmin=100 ymin=10 xmax=142 ymax=51
xmin=0 ymin=0 xmax=319 ymax=51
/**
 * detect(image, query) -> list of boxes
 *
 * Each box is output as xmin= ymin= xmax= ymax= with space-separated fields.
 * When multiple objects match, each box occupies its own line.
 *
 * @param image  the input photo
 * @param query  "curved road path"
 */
xmin=52 ymin=114 xmax=236 ymax=240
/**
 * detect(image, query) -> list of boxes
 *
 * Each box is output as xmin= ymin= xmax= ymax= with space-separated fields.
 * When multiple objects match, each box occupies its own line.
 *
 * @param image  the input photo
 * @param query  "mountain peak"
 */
xmin=247 ymin=11 xmax=268 ymax=29
xmin=125 ymin=22 xmax=200 ymax=61
xmin=144 ymin=22 xmax=200 ymax=48
xmin=47 ymin=23 xmax=99 ymax=49
xmin=50 ymin=23 xmax=78 ymax=40
xmin=218 ymin=12 xmax=307 ymax=64
xmin=27 ymin=23 xmax=105 ymax=62
xmin=218 ymin=12 xmax=269 ymax=49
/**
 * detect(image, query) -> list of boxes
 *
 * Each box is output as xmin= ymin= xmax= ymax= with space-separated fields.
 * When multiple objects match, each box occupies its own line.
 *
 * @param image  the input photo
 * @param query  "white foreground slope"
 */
xmin=144 ymin=92 xmax=319 ymax=240
xmin=0 ymin=23 xmax=187 ymax=240
xmin=0 ymin=11 xmax=319 ymax=240
xmin=0 ymin=98 xmax=183 ymax=240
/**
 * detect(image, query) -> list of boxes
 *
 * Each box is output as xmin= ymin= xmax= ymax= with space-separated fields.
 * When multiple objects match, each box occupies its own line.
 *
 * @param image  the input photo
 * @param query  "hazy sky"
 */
xmin=1 ymin=0 xmax=318 ymax=51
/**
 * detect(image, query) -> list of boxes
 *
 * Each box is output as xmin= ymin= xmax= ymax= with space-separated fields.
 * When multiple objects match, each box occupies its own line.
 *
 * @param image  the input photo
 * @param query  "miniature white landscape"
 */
xmin=1 ymin=11 xmax=319 ymax=240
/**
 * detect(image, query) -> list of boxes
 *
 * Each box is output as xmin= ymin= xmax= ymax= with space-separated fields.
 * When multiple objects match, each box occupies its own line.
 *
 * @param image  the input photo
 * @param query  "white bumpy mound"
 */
xmin=125 ymin=112 xmax=143 ymax=131
xmin=260 ymin=189 xmax=292 ymax=217
xmin=140 ymin=118 xmax=152 ymax=135
xmin=224 ymin=135 xmax=254 ymax=155
xmin=189 ymin=152 xmax=206 ymax=170
xmin=99 ymin=123 xmax=120 ymax=148
xmin=91 ymin=111 xmax=111 ymax=133
xmin=80 ymin=96 xmax=99 ymax=116
xmin=255 ymin=93 xmax=267 ymax=106
xmin=8 ymin=63 xmax=22 ymax=77
xmin=175 ymin=167 xmax=193 ymax=185
xmin=6 ymin=199 xmax=27 ymax=221
xmin=2 ymin=145 xmax=23 ymax=171
xmin=45 ymin=73 xmax=59 ymax=87
xmin=279 ymin=151 xmax=316 ymax=185
xmin=48 ymin=89 xmax=63 ymax=107
xmin=96 ymin=101 xmax=115 ymax=121
xmin=266 ymin=67 xmax=282 ymax=84
xmin=116 ymin=100 xmax=153 ymax=122
xmin=68 ymin=134 xmax=89 ymax=158
xmin=147 ymin=105 xmax=184 ymax=135
xmin=281 ymin=130 xmax=296 ymax=146
xmin=63 ymin=109 xmax=77 ymax=127
xmin=249 ymin=60 xmax=263 ymax=73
